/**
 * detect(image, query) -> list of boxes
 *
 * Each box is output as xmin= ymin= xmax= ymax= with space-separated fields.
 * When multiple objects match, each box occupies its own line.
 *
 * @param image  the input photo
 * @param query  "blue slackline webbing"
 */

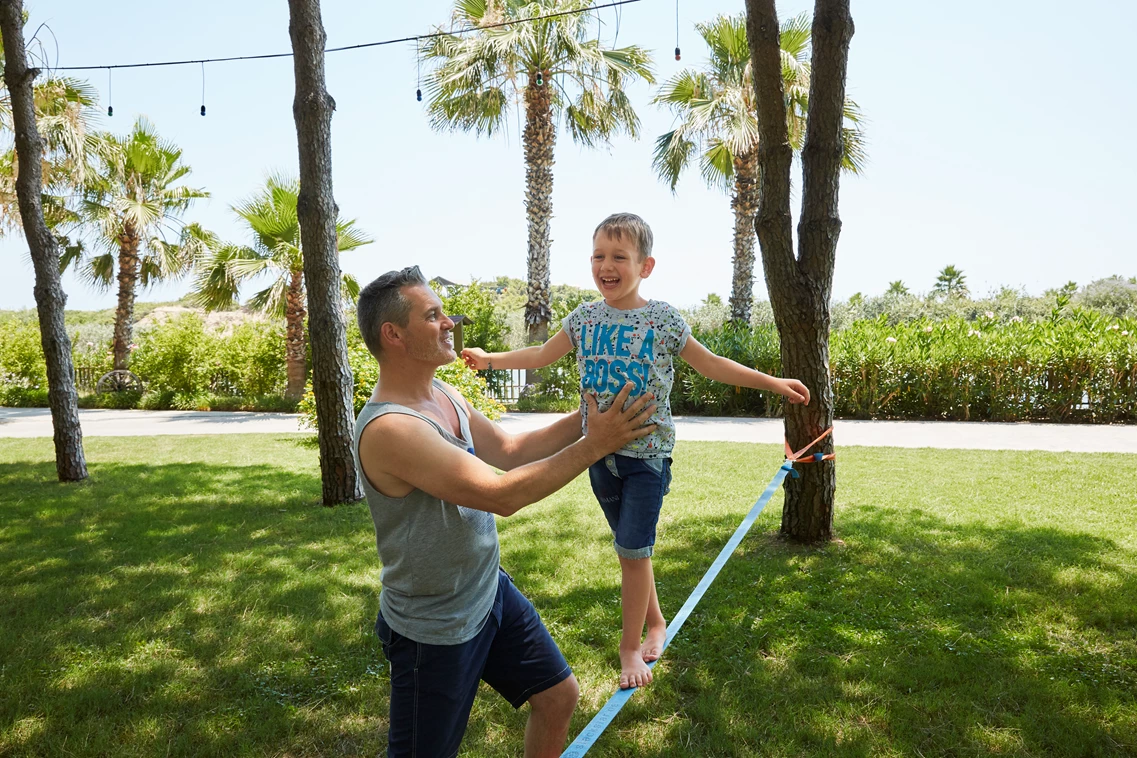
xmin=561 ymin=459 xmax=798 ymax=757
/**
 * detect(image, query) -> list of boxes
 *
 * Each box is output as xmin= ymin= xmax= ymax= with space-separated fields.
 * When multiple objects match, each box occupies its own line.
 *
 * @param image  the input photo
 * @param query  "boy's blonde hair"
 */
xmin=593 ymin=212 xmax=653 ymax=260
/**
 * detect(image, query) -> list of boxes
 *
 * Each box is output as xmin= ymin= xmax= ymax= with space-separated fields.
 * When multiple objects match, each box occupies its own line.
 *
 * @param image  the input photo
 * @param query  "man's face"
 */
xmin=397 ymin=285 xmax=456 ymax=365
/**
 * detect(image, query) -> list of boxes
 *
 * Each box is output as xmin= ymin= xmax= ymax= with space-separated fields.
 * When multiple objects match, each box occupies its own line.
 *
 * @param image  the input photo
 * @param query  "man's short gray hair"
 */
xmin=357 ymin=266 xmax=429 ymax=358
xmin=593 ymin=212 xmax=653 ymax=259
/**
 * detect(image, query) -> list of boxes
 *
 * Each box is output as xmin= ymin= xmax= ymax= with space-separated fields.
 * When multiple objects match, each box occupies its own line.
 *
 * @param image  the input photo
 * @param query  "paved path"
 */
xmin=0 ymin=408 xmax=303 ymax=437
xmin=2 ymin=407 xmax=1135 ymax=453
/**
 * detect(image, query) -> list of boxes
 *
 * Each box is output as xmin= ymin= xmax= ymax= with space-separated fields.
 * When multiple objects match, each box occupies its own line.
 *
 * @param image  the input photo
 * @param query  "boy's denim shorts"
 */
xmin=588 ymin=453 xmax=673 ymax=559
xmin=375 ymin=568 xmax=572 ymax=758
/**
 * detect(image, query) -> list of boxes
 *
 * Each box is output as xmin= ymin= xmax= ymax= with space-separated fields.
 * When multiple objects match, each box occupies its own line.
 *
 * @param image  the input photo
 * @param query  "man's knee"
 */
xmin=530 ymin=674 xmax=579 ymax=718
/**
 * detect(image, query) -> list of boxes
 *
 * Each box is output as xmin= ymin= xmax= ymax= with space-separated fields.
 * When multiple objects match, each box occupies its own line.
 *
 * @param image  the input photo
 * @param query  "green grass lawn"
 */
xmin=1 ymin=436 xmax=1134 ymax=757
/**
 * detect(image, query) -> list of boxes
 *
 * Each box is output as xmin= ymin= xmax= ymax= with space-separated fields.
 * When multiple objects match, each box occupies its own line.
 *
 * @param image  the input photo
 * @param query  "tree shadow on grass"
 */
xmin=524 ymin=505 xmax=1137 ymax=757
xmin=0 ymin=459 xmax=387 ymax=757
xmin=4 ymin=453 xmax=1135 ymax=757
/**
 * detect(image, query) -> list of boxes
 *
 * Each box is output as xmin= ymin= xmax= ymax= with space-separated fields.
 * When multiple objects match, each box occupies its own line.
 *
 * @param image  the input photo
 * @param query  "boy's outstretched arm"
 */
xmin=461 ymin=329 xmax=573 ymax=371
xmin=680 ymin=336 xmax=811 ymax=405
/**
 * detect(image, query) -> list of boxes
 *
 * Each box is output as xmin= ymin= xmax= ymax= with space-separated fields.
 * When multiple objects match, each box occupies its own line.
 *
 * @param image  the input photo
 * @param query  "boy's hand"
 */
xmin=776 ymin=378 xmax=810 ymax=405
xmin=584 ymin=383 xmax=656 ymax=457
xmin=461 ymin=347 xmax=490 ymax=370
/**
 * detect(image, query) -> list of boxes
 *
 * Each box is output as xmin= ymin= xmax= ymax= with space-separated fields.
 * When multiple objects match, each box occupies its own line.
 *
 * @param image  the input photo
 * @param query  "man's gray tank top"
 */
xmin=353 ymin=379 xmax=500 ymax=645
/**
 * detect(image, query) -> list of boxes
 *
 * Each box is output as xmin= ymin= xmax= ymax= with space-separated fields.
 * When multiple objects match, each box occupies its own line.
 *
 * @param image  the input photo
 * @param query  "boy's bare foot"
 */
xmin=619 ymin=646 xmax=653 ymax=690
xmin=641 ymin=625 xmax=666 ymax=663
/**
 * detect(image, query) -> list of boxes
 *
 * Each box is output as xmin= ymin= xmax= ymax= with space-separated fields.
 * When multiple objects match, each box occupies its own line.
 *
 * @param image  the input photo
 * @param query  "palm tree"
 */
xmin=74 ymin=118 xmax=209 ymax=370
xmin=933 ymin=264 xmax=968 ymax=299
xmin=886 ymin=280 xmax=909 ymax=296
xmin=189 ymin=174 xmax=372 ymax=400
xmin=0 ymin=76 xmax=98 ymax=232
xmin=653 ymin=13 xmax=865 ymax=324
xmin=423 ymin=0 xmax=654 ymax=344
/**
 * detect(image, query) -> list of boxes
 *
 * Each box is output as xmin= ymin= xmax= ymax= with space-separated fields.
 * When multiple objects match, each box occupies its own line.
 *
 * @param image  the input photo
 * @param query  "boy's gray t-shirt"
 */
xmin=353 ymin=379 xmax=500 ymax=645
xmin=562 ymin=299 xmax=691 ymax=458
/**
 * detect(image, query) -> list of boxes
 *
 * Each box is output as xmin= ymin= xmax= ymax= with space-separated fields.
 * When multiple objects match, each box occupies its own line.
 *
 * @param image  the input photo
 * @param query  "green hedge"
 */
xmin=5 ymin=307 xmax=1135 ymax=423
xmin=0 ymin=312 xmax=290 ymax=411
xmin=669 ymin=311 xmax=1136 ymax=422
xmin=831 ymin=313 xmax=1136 ymax=422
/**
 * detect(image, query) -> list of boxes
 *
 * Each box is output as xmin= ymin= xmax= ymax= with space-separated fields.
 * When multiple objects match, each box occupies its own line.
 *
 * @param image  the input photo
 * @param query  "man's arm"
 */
xmin=465 ymin=401 xmax=583 ymax=471
xmin=461 ymin=329 xmax=573 ymax=371
xmin=680 ymin=336 xmax=811 ymax=404
xmin=360 ymin=384 xmax=655 ymax=517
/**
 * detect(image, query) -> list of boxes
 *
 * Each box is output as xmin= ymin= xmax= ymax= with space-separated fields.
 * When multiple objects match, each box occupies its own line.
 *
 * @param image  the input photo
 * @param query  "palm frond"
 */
xmin=57 ymin=236 xmax=85 ymax=274
xmin=335 ymin=219 xmax=373 ymax=253
xmin=651 ymin=70 xmax=711 ymax=107
xmin=421 ymin=0 xmax=654 ymax=147
xmin=779 ymin=12 xmax=812 ymax=64
xmin=188 ymin=242 xmax=257 ymax=311
xmin=699 ymin=139 xmax=735 ymax=193
xmin=342 ymin=273 xmax=361 ymax=305
xmin=840 ymin=100 xmax=868 ymax=175
xmin=696 ymin=15 xmax=750 ymax=79
xmin=651 ymin=129 xmax=697 ymax=192
xmin=84 ymin=251 xmax=116 ymax=290
xmin=248 ymin=275 xmax=291 ymax=319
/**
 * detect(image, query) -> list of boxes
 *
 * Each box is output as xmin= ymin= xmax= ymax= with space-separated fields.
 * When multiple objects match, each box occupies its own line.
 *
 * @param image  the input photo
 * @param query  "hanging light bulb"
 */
xmin=199 ymin=63 xmax=207 ymax=117
xmin=415 ymin=44 xmax=423 ymax=104
xmin=674 ymin=0 xmax=682 ymax=61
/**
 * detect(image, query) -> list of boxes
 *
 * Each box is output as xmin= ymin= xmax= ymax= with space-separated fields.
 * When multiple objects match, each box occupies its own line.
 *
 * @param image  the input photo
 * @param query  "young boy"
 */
xmin=462 ymin=212 xmax=810 ymax=690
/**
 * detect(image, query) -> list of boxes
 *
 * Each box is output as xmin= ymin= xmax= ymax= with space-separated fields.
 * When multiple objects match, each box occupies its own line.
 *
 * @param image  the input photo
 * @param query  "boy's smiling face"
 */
xmin=591 ymin=230 xmax=655 ymax=308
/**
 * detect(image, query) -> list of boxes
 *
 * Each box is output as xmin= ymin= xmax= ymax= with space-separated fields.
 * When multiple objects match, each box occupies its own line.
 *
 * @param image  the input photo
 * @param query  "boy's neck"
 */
xmin=603 ymin=288 xmax=649 ymax=311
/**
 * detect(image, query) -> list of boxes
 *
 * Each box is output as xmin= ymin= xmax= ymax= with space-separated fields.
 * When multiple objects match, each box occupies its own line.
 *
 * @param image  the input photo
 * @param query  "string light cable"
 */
xmin=53 ymin=0 xmax=643 ymax=73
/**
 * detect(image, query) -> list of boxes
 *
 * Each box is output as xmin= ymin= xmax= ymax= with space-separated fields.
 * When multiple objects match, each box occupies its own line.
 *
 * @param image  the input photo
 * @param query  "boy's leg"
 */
xmin=610 ymin=456 xmax=671 ymax=687
xmin=618 ymin=554 xmax=655 ymax=689
xmin=640 ymin=458 xmax=672 ymax=663
xmin=642 ymin=577 xmax=667 ymax=663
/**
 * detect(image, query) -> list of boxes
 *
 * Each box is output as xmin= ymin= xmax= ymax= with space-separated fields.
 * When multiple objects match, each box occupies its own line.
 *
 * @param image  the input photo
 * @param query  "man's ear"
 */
xmin=380 ymin=322 xmax=402 ymax=352
xmin=640 ymin=255 xmax=656 ymax=278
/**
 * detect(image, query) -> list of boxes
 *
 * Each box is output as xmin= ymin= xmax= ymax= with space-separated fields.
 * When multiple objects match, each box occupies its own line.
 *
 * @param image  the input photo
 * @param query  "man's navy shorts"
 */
xmin=375 ymin=568 xmax=572 ymax=758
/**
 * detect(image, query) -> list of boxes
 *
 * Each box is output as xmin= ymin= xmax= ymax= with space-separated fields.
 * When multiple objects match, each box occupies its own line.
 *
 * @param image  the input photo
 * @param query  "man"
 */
xmin=353 ymin=266 xmax=657 ymax=757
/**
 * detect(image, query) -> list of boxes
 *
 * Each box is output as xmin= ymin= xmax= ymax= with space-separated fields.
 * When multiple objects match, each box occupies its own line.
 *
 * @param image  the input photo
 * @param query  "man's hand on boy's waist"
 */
xmin=583 ymin=383 xmax=657 ymax=458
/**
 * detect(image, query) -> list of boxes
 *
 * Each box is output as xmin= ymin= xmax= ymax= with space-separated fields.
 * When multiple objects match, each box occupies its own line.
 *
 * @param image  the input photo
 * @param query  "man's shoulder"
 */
xmin=360 ymin=408 xmax=427 ymax=441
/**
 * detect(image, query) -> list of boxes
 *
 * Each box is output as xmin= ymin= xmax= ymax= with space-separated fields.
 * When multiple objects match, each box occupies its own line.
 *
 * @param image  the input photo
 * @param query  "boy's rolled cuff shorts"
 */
xmin=588 ymin=453 xmax=673 ymax=559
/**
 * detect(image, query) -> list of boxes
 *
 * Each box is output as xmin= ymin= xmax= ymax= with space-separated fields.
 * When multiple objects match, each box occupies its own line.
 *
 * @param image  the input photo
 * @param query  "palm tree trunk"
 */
xmin=522 ymin=70 xmax=555 ymax=367
xmin=729 ymin=151 xmax=761 ymax=326
xmin=288 ymin=0 xmax=363 ymax=506
xmin=284 ymin=270 xmax=307 ymax=401
xmin=0 ymin=0 xmax=87 ymax=482
xmin=112 ymin=222 xmax=140 ymax=371
xmin=747 ymin=0 xmax=852 ymax=543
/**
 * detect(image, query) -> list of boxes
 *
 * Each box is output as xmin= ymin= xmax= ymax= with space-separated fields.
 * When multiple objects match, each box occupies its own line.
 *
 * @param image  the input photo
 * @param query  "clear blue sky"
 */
xmin=3 ymin=0 xmax=1134 ymax=311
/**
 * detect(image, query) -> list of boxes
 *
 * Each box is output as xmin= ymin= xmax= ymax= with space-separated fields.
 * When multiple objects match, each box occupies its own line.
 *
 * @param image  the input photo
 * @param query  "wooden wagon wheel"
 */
xmin=95 ymin=369 xmax=143 ymax=395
